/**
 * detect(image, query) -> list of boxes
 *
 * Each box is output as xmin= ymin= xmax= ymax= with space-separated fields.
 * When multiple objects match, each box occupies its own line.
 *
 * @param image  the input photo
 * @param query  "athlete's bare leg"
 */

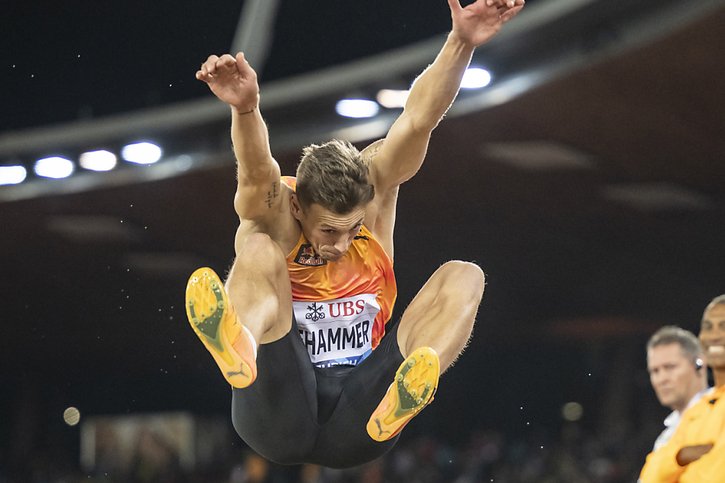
xmin=185 ymin=232 xmax=293 ymax=387
xmin=396 ymin=260 xmax=485 ymax=372
xmin=225 ymin=232 xmax=293 ymax=345
xmin=367 ymin=260 xmax=484 ymax=441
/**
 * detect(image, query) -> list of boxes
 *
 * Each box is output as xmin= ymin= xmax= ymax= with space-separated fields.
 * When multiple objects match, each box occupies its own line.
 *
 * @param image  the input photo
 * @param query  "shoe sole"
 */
xmin=367 ymin=346 xmax=440 ymax=442
xmin=185 ymin=267 xmax=257 ymax=388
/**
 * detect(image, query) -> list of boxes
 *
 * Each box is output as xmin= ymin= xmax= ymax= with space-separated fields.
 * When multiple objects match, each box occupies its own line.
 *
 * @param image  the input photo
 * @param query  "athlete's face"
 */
xmin=647 ymin=343 xmax=703 ymax=412
xmin=292 ymin=198 xmax=366 ymax=262
xmin=700 ymin=303 xmax=725 ymax=371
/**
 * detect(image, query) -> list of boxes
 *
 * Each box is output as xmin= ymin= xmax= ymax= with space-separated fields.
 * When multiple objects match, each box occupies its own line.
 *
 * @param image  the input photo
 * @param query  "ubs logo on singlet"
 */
xmin=294 ymin=294 xmax=380 ymax=368
xmin=294 ymin=244 xmax=326 ymax=266
xmin=305 ymin=302 xmax=325 ymax=322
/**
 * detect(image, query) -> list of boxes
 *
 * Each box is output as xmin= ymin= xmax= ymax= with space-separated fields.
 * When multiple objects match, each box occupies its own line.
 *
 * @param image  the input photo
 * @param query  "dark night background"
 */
xmin=2 ymin=0 xmax=725 ymax=481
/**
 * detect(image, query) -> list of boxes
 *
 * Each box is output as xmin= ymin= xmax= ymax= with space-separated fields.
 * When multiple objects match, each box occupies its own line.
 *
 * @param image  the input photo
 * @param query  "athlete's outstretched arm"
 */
xmin=370 ymin=0 xmax=524 ymax=191
xmin=196 ymin=53 xmax=282 ymax=222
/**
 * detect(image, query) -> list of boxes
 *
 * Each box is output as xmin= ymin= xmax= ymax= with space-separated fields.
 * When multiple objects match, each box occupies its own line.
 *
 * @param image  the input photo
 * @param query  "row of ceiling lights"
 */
xmin=0 ymin=141 xmax=163 ymax=186
xmin=0 ymin=67 xmax=492 ymax=187
xmin=336 ymin=67 xmax=492 ymax=118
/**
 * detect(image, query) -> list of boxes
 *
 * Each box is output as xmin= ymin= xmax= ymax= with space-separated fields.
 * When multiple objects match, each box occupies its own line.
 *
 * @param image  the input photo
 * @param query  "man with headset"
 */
xmin=645 ymin=325 xmax=710 ymax=450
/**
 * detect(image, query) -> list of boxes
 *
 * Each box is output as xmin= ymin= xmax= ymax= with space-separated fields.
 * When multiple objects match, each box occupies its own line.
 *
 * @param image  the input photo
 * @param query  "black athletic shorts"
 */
xmin=231 ymin=315 xmax=405 ymax=469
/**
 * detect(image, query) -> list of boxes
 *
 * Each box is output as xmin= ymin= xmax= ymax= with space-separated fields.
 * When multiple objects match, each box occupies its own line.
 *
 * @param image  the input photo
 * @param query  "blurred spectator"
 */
xmin=645 ymin=326 xmax=709 ymax=450
xmin=640 ymin=295 xmax=725 ymax=482
xmin=129 ymin=427 xmax=183 ymax=482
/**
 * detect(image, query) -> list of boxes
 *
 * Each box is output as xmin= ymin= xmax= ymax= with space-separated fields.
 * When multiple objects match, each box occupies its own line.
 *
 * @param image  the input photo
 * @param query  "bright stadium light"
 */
xmin=376 ymin=89 xmax=409 ymax=109
xmin=0 ymin=165 xmax=28 ymax=185
xmin=34 ymin=156 xmax=75 ymax=179
xmin=121 ymin=141 xmax=163 ymax=165
xmin=461 ymin=67 xmax=492 ymax=89
xmin=79 ymin=149 xmax=117 ymax=172
xmin=335 ymin=99 xmax=380 ymax=119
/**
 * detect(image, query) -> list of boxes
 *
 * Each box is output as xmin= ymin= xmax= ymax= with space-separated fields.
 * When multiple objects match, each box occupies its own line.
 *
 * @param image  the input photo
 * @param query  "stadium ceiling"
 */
xmin=1 ymin=0 xmax=720 ymax=202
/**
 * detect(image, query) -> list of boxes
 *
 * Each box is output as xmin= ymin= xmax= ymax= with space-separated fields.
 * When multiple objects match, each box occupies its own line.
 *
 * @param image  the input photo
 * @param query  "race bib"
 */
xmin=294 ymin=294 xmax=380 ymax=367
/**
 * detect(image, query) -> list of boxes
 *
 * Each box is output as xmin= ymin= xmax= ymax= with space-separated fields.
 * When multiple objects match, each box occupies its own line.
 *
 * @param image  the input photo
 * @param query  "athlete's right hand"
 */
xmin=448 ymin=0 xmax=524 ymax=48
xmin=196 ymin=53 xmax=260 ymax=114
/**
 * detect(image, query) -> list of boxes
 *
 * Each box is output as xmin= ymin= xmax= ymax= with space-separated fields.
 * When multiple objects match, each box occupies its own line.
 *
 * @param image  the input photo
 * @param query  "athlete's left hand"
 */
xmin=447 ymin=0 xmax=525 ymax=47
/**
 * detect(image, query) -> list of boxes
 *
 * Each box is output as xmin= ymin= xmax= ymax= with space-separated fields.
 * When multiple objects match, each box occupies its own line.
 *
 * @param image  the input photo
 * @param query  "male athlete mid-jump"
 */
xmin=186 ymin=0 xmax=524 ymax=468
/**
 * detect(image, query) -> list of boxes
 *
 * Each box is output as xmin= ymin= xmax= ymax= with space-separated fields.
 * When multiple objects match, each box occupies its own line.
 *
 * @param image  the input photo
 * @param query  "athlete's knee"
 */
xmin=438 ymin=260 xmax=485 ymax=297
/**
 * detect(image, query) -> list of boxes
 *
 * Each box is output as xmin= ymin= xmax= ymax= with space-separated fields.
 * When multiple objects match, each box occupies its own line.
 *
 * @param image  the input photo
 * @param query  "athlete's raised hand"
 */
xmin=447 ymin=0 xmax=525 ymax=47
xmin=196 ymin=52 xmax=259 ymax=114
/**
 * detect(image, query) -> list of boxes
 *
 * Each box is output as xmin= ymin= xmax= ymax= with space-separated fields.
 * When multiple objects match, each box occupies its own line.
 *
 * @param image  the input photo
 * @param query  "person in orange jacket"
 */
xmin=639 ymin=295 xmax=725 ymax=482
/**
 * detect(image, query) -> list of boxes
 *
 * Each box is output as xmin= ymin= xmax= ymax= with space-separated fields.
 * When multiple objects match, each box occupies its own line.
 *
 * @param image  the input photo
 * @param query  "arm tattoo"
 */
xmin=265 ymin=181 xmax=279 ymax=209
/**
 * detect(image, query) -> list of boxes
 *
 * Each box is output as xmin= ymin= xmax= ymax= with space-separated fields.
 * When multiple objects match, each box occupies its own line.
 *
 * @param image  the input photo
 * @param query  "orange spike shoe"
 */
xmin=367 ymin=347 xmax=439 ymax=442
xmin=185 ymin=267 xmax=257 ymax=388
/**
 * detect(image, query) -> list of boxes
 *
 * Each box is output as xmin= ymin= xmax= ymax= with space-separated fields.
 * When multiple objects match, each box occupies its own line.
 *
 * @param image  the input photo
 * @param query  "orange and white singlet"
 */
xmin=283 ymin=177 xmax=397 ymax=368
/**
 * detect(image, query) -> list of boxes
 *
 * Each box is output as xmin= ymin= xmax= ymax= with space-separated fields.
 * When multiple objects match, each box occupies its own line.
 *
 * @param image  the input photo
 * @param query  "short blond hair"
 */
xmin=296 ymin=139 xmax=374 ymax=214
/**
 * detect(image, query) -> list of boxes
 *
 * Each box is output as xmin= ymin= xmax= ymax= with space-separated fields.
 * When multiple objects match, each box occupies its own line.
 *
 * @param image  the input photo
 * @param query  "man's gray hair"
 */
xmin=647 ymin=325 xmax=703 ymax=362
